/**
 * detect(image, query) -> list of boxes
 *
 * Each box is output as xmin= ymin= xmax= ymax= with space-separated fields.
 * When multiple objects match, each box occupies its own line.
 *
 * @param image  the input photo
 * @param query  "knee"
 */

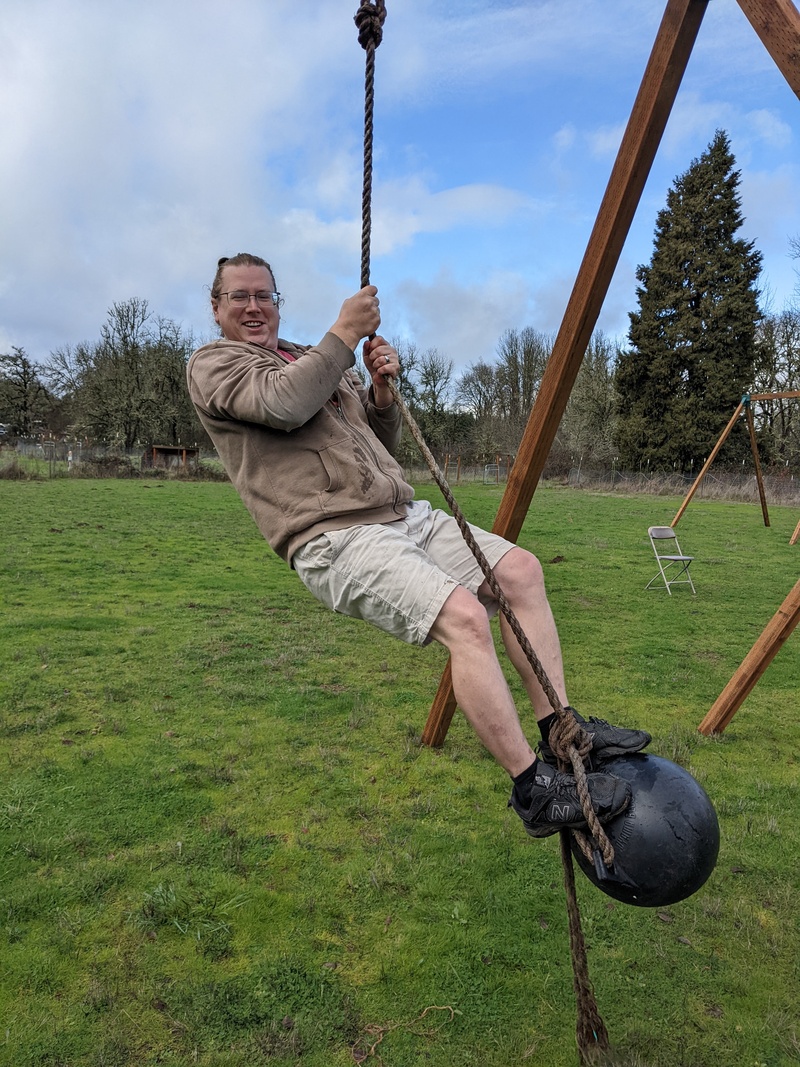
xmin=430 ymin=585 xmax=493 ymax=650
xmin=494 ymin=547 xmax=545 ymax=598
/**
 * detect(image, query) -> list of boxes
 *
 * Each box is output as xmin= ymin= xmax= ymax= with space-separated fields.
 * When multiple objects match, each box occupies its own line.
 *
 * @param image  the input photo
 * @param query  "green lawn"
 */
xmin=1 ymin=478 xmax=798 ymax=1067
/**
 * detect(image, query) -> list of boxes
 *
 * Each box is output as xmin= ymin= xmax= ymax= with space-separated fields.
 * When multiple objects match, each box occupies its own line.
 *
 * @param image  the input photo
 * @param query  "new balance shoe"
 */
xmin=509 ymin=760 xmax=631 ymax=839
xmin=539 ymin=707 xmax=651 ymax=766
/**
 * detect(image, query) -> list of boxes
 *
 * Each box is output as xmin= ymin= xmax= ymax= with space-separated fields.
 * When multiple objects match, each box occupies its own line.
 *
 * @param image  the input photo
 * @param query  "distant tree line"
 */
xmin=1 ymin=130 xmax=798 ymax=471
xmin=0 ymin=300 xmax=207 ymax=450
xmin=391 ymin=327 xmax=621 ymax=473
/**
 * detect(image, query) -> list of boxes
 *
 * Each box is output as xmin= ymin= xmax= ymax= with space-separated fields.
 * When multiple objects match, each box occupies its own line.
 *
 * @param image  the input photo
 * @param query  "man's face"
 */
xmin=212 ymin=265 xmax=280 ymax=347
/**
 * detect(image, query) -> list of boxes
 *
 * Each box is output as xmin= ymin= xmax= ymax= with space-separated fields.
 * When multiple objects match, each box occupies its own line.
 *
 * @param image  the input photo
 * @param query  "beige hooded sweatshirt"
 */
xmin=187 ymin=331 xmax=414 ymax=562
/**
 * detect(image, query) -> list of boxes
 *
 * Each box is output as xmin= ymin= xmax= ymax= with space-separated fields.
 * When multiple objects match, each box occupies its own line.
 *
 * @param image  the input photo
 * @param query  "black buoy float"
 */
xmin=572 ymin=753 xmax=720 ymax=908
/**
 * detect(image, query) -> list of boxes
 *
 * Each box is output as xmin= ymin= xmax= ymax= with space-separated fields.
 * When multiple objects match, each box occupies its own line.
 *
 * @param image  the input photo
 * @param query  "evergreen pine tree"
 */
xmin=615 ymin=130 xmax=762 ymax=471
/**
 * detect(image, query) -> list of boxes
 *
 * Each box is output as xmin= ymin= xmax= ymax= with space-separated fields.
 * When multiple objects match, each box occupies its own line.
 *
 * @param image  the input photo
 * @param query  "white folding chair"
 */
xmin=646 ymin=526 xmax=696 ymax=595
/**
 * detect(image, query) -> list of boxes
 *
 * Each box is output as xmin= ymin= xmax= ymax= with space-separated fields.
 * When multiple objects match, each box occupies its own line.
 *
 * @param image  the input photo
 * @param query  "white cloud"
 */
xmin=528 ymin=271 xmax=573 ymax=336
xmin=745 ymin=109 xmax=793 ymax=150
xmin=740 ymin=165 xmax=800 ymax=296
xmin=586 ymin=123 xmax=626 ymax=162
xmin=372 ymin=178 xmax=532 ymax=255
xmin=394 ymin=265 xmax=532 ymax=368
xmin=553 ymin=125 xmax=577 ymax=155
xmin=660 ymin=93 xmax=736 ymax=162
xmin=1 ymin=0 xmax=798 ymax=365
xmin=379 ymin=0 xmax=664 ymax=102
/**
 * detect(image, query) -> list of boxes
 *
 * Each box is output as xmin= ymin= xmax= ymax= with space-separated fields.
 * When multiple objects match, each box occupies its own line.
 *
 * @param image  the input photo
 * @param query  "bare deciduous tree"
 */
xmin=43 ymin=299 xmax=202 ymax=448
xmin=753 ymin=308 xmax=800 ymax=465
xmin=0 ymin=347 xmax=51 ymax=436
xmin=559 ymin=332 xmax=619 ymax=464
xmin=492 ymin=327 xmax=552 ymax=453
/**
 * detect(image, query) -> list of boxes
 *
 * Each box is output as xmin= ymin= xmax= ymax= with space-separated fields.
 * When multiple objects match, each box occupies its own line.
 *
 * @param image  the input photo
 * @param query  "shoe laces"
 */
xmin=543 ymin=769 xmax=576 ymax=796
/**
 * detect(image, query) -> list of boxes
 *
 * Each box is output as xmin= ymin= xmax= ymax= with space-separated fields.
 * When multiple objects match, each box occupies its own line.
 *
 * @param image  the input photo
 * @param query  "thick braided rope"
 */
xmin=354 ymin=1 xmax=386 ymax=291
xmin=354 ymin=8 xmax=610 ymax=1059
xmin=385 ymin=378 xmax=614 ymax=868
xmin=560 ymin=830 xmax=611 ymax=1053
xmin=350 ymin=3 xmax=612 ymax=846
xmin=384 ymin=397 xmax=612 ymax=1064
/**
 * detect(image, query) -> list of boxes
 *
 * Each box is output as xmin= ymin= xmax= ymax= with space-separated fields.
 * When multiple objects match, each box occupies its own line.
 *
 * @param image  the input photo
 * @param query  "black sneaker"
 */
xmin=509 ymin=761 xmax=631 ymax=839
xmin=539 ymin=707 xmax=651 ymax=766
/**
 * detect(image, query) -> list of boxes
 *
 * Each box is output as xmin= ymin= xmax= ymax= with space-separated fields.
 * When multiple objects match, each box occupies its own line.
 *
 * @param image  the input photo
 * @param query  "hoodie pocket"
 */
xmin=318 ymin=443 xmax=344 ymax=493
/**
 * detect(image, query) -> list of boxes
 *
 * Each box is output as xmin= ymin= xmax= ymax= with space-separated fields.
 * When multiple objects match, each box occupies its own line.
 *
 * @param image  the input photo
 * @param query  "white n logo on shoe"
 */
xmin=550 ymin=804 xmax=573 ymax=822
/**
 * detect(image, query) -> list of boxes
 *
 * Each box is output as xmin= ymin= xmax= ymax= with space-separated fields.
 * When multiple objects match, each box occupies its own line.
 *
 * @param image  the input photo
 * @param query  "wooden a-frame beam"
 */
xmin=672 ymin=401 xmax=745 ymax=528
xmin=735 ymin=0 xmax=800 ymax=101
xmin=422 ymin=0 xmax=800 ymax=748
xmin=422 ymin=0 xmax=709 ymax=747
xmin=745 ymin=402 xmax=770 ymax=527
xmin=672 ymin=391 xmax=800 ymax=529
xmin=699 ymin=578 xmax=800 ymax=735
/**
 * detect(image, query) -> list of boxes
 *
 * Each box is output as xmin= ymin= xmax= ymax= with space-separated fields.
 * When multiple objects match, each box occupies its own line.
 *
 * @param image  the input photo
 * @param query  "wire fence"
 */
xmin=402 ymin=456 xmax=800 ymax=507
xmin=4 ymin=439 xmax=800 ymax=508
xmin=3 ymin=439 xmax=218 ymax=479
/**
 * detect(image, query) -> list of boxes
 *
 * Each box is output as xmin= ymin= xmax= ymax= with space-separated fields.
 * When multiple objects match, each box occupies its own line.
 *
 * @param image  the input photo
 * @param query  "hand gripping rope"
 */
xmin=354 ymin=3 xmax=613 ymax=1060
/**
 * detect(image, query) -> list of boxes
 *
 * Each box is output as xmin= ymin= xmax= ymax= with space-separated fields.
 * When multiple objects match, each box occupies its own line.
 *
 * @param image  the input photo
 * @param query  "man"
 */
xmin=187 ymin=252 xmax=649 ymax=838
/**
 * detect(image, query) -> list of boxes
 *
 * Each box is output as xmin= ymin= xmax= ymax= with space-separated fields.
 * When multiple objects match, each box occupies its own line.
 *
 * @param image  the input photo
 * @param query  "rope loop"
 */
xmin=548 ymin=712 xmax=592 ymax=767
xmin=354 ymin=0 xmax=387 ymax=50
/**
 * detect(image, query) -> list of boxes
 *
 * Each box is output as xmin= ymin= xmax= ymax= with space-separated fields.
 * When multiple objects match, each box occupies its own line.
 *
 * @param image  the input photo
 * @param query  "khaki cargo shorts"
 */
xmin=292 ymin=499 xmax=514 ymax=645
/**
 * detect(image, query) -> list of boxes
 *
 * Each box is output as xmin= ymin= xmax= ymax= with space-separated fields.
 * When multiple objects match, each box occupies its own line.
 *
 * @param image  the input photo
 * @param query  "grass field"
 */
xmin=1 ymin=478 xmax=798 ymax=1067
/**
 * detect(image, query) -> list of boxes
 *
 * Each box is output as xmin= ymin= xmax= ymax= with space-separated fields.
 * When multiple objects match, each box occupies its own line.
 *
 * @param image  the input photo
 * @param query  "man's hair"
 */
xmin=211 ymin=253 xmax=276 ymax=300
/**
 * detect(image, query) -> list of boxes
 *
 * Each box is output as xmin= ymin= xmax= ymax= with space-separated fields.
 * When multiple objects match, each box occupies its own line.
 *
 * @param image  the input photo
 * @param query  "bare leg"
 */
xmin=427 ymin=585 xmax=536 ymax=777
xmin=428 ymin=568 xmax=636 ymax=837
xmin=478 ymin=547 xmax=569 ymax=721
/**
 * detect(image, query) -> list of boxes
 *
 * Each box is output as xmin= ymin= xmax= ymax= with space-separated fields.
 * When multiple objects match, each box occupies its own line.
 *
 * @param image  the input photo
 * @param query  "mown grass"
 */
xmin=0 ymin=478 xmax=798 ymax=1067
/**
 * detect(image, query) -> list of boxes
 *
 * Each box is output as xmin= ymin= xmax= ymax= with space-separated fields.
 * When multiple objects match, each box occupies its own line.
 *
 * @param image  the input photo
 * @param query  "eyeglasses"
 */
xmin=219 ymin=290 xmax=283 ymax=307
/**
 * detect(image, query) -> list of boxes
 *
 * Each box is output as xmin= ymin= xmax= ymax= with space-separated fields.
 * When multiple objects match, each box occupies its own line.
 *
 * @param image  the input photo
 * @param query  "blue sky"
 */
xmin=2 ymin=0 xmax=799 ymax=373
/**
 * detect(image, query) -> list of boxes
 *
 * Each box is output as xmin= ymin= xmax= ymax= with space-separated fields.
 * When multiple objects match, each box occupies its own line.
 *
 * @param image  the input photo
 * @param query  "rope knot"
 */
xmin=354 ymin=0 xmax=387 ymax=50
xmin=547 ymin=710 xmax=592 ymax=768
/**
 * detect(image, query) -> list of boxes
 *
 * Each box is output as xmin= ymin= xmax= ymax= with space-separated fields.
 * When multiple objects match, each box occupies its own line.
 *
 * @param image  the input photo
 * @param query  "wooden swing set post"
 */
xmin=745 ymin=402 xmax=771 ymax=527
xmin=698 ymin=578 xmax=800 ymax=735
xmin=735 ymin=0 xmax=800 ymax=98
xmin=423 ymin=0 xmax=709 ymax=746
xmin=672 ymin=390 xmax=800 ymax=530
xmin=671 ymin=401 xmax=744 ymax=528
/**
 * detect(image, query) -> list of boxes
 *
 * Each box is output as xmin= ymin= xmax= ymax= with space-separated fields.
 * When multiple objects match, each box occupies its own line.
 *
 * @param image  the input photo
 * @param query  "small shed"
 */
xmin=142 ymin=444 xmax=199 ymax=470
